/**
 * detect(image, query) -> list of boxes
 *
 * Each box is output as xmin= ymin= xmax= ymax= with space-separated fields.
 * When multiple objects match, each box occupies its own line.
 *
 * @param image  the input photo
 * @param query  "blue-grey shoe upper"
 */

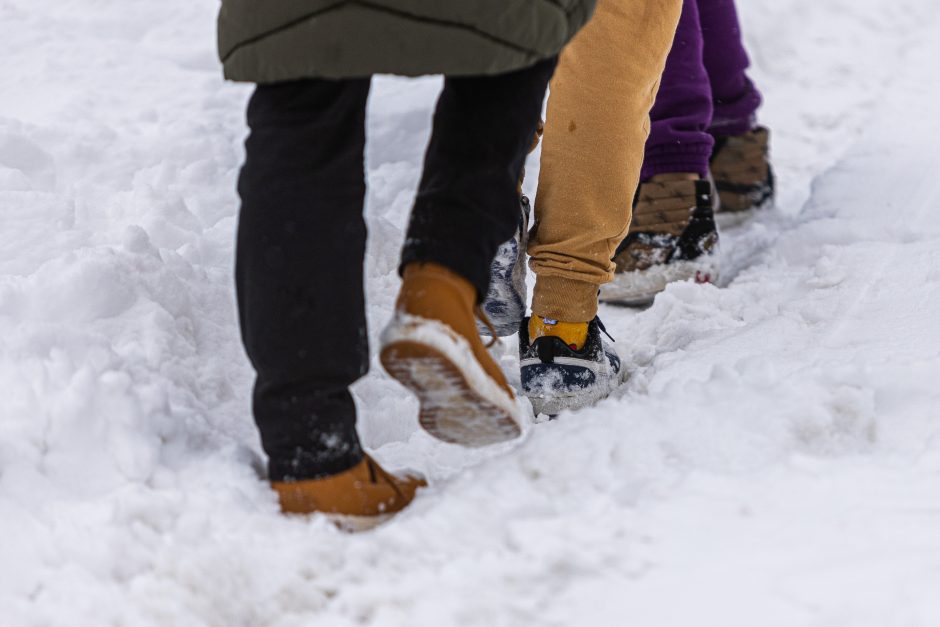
xmin=480 ymin=196 xmax=530 ymax=337
xmin=519 ymin=317 xmax=623 ymax=414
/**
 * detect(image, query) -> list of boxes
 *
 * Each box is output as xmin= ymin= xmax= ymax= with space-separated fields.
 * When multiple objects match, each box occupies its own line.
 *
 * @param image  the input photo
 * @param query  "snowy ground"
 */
xmin=2 ymin=1 xmax=940 ymax=625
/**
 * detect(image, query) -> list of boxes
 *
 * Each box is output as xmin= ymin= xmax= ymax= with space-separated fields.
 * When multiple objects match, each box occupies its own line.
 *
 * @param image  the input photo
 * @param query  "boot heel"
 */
xmin=381 ymin=319 xmax=522 ymax=447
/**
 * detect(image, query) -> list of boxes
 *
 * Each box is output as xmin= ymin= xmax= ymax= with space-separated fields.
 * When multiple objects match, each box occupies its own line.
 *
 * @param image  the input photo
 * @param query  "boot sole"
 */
xmin=381 ymin=340 xmax=521 ymax=447
xmin=329 ymin=513 xmax=392 ymax=533
xmin=382 ymin=313 xmax=523 ymax=446
xmin=600 ymin=256 xmax=720 ymax=307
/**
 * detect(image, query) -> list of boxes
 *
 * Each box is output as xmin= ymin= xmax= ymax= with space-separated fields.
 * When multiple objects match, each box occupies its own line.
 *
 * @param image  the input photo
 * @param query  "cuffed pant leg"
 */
xmin=531 ymin=0 xmax=684 ymax=322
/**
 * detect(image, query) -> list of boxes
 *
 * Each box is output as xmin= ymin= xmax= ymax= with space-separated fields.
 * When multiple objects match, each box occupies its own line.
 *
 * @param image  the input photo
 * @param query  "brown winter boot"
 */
xmin=272 ymin=454 xmax=426 ymax=531
xmin=710 ymin=126 xmax=775 ymax=214
xmin=600 ymin=178 xmax=719 ymax=307
xmin=381 ymin=262 xmax=521 ymax=447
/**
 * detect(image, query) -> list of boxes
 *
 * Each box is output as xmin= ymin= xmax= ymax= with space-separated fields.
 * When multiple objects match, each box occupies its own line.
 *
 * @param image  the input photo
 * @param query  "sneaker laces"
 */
xmin=595 ymin=317 xmax=615 ymax=343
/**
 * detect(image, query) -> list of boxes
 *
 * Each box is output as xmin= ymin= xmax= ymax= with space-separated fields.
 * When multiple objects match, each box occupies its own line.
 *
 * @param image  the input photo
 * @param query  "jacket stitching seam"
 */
xmin=221 ymin=0 xmax=570 ymax=63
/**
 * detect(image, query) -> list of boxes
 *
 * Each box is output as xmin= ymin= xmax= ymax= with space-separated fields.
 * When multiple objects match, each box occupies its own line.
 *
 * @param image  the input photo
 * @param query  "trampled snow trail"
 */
xmin=2 ymin=2 xmax=940 ymax=625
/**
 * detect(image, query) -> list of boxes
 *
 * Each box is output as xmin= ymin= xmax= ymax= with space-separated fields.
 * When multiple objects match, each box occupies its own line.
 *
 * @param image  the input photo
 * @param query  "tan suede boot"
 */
xmin=710 ymin=126 xmax=775 ymax=215
xmin=381 ymin=262 xmax=522 ymax=447
xmin=600 ymin=179 xmax=719 ymax=307
xmin=272 ymin=454 xmax=425 ymax=531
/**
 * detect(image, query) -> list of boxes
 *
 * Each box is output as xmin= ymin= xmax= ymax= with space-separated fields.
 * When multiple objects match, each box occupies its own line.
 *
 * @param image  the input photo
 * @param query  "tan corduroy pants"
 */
xmin=529 ymin=0 xmax=682 ymax=322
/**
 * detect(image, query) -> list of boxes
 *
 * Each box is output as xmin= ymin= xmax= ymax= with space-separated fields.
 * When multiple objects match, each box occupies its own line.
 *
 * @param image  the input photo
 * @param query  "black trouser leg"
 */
xmin=236 ymin=78 xmax=371 ymax=482
xmin=400 ymin=57 xmax=558 ymax=298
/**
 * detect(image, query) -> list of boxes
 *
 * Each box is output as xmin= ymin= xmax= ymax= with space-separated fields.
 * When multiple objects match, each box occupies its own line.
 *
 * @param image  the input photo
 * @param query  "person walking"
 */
xmin=602 ymin=0 xmax=774 ymax=305
xmin=218 ymin=1 xmax=596 ymax=526
xmin=481 ymin=0 xmax=772 ymax=415
xmin=484 ymin=0 xmax=684 ymax=415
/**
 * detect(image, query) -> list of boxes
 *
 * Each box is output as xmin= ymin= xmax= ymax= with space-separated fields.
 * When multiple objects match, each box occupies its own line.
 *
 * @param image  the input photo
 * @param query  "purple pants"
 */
xmin=641 ymin=0 xmax=762 ymax=181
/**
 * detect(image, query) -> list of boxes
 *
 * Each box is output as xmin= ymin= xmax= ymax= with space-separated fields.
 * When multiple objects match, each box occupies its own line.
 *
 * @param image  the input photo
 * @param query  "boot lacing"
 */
xmin=364 ymin=454 xmax=407 ymax=502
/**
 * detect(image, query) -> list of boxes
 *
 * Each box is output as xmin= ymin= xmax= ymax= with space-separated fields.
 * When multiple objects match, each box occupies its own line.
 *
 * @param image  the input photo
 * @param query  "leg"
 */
xmin=642 ymin=0 xmax=714 ymax=181
xmin=530 ymin=0 xmax=684 ymax=323
xmin=383 ymin=59 xmax=556 ymax=446
xmin=699 ymin=0 xmax=762 ymax=135
xmin=604 ymin=0 xmax=720 ymax=307
xmin=518 ymin=0 xmax=682 ymax=416
xmin=236 ymin=78 xmax=370 ymax=482
xmin=400 ymin=58 xmax=557 ymax=299
xmin=699 ymin=0 xmax=773 ymax=213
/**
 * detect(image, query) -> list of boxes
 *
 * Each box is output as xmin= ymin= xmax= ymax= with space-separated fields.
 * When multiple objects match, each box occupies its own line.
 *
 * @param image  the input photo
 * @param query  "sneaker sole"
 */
xmin=600 ymin=257 xmax=719 ymax=307
xmin=524 ymin=359 xmax=629 ymax=417
xmin=529 ymin=391 xmax=610 ymax=417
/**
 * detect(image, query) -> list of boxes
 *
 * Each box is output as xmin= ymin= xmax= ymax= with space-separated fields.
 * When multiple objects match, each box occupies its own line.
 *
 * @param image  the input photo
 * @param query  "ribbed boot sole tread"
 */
xmin=380 ymin=341 xmax=521 ymax=447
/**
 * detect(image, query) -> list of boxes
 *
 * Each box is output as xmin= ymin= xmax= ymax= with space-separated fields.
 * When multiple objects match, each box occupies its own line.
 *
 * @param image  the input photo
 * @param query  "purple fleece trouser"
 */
xmin=641 ymin=0 xmax=762 ymax=181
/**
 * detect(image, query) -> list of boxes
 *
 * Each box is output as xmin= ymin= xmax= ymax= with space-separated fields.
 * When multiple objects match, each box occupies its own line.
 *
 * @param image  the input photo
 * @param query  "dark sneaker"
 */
xmin=519 ymin=317 xmax=625 ymax=416
xmin=479 ymin=195 xmax=530 ymax=337
xmin=710 ymin=126 xmax=775 ymax=220
xmin=600 ymin=179 xmax=719 ymax=307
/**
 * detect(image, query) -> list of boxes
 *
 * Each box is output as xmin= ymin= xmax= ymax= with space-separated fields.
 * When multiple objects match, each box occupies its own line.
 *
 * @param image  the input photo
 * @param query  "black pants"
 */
xmin=237 ymin=59 xmax=557 ymax=481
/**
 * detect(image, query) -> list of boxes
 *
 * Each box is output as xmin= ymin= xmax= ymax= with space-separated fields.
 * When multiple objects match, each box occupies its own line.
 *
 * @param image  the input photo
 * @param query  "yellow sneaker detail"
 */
xmin=528 ymin=316 xmax=589 ymax=350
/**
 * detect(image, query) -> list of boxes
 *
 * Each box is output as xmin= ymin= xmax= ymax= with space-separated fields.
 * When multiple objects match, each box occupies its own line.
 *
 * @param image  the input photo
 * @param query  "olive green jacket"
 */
xmin=218 ymin=0 xmax=596 ymax=82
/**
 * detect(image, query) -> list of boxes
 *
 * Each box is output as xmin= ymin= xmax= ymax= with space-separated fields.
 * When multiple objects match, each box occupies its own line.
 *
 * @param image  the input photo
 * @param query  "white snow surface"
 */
xmin=2 ymin=1 xmax=940 ymax=625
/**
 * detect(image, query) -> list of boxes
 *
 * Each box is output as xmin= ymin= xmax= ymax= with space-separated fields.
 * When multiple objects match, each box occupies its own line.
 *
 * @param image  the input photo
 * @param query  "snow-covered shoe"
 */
xmin=600 ymin=179 xmax=718 ymax=307
xmin=519 ymin=316 xmax=625 ymax=416
xmin=273 ymin=454 xmax=426 ymax=531
xmin=381 ymin=262 xmax=522 ymax=447
xmin=710 ymin=126 xmax=775 ymax=217
xmin=479 ymin=195 xmax=531 ymax=337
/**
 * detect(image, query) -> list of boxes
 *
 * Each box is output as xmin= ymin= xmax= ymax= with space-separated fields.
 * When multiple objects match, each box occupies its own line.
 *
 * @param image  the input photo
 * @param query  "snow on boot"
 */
xmin=600 ymin=179 xmax=719 ymax=307
xmin=710 ymin=126 xmax=775 ymax=219
xmin=479 ymin=195 xmax=530 ymax=338
xmin=272 ymin=454 xmax=426 ymax=531
xmin=381 ymin=262 xmax=523 ymax=447
xmin=519 ymin=316 xmax=625 ymax=416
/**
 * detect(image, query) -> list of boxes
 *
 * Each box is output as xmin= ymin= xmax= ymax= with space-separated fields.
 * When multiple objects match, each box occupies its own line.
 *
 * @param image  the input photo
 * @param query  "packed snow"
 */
xmin=2 ymin=0 xmax=940 ymax=625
